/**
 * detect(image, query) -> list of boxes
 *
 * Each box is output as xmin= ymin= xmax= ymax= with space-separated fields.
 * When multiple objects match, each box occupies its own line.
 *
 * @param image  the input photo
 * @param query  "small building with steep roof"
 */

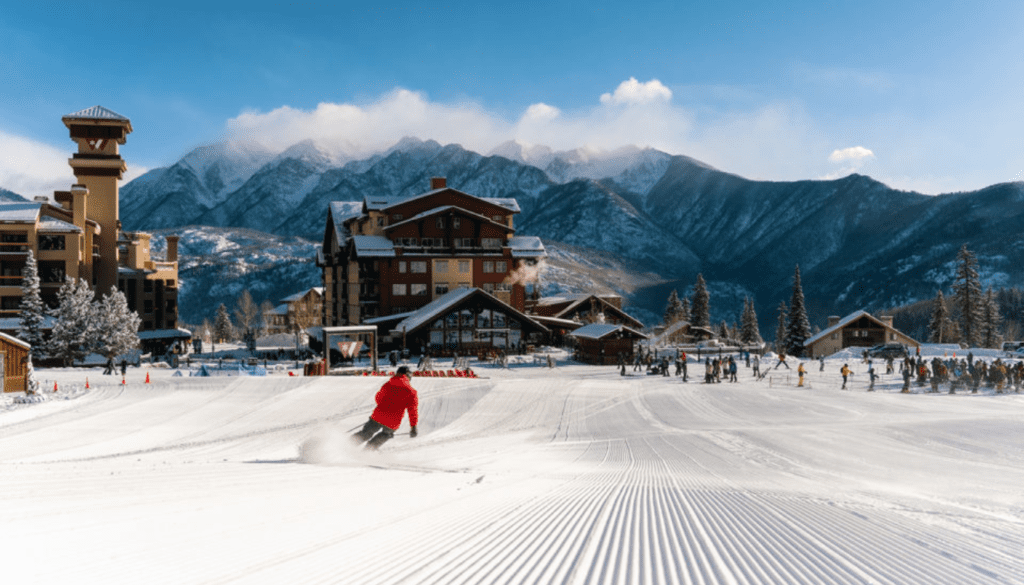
xmin=804 ymin=310 xmax=919 ymax=358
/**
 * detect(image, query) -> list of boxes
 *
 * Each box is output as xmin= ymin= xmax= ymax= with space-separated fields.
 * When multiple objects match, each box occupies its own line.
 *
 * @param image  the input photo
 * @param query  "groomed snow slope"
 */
xmin=2 ymin=361 xmax=1023 ymax=584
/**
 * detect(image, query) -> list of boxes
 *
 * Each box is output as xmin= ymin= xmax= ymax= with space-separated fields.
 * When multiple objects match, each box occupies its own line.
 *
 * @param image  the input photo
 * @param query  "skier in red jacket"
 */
xmin=353 ymin=365 xmax=419 ymax=450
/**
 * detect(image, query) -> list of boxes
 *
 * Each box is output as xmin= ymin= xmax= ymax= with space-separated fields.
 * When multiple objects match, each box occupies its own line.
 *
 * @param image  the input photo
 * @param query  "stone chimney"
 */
xmin=166 ymin=235 xmax=179 ymax=263
xmin=880 ymin=315 xmax=894 ymax=328
xmin=430 ymin=177 xmax=447 ymax=190
xmin=827 ymin=315 xmax=841 ymax=327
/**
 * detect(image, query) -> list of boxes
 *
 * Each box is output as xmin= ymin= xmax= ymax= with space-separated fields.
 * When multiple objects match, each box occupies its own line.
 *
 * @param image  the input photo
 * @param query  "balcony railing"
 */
xmin=0 ymin=275 xmax=24 ymax=287
xmin=0 ymin=243 xmax=30 ymax=254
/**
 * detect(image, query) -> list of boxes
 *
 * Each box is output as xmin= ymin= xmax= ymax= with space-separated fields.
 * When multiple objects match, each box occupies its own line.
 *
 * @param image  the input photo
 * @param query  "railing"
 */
xmin=0 ymin=243 xmax=29 ymax=254
xmin=0 ymin=275 xmax=24 ymax=287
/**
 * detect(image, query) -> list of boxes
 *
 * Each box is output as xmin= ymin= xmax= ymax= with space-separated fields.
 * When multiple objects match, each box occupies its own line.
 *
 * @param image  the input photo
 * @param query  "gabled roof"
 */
xmin=0 ymin=202 xmax=42 ymax=222
xmin=0 ymin=331 xmax=32 ymax=350
xmin=569 ymin=323 xmax=648 ymax=340
xmin=543 ymin=294 xmax=643 ymax=329
xmin=137 ymin=328 xmax=192 ymax=340
xmin=804 ymin=310 xmax=896 ymax=347
xmin=327 ymin=201 xmax=361 ymax=246
xmin=365 ymin=188 xmax=521 ymax=214
xmin=390 ymin=287 xmax=548 ymax=336
xmin=63 ymin=106 xmax=129 ymax=121
xmin=384 ymin=205 xmax=513 ymax=233
xmin=350 ymin=235 xmax=396 ymax=257
xmin=281 ymin=287 xmax=322 ymax=303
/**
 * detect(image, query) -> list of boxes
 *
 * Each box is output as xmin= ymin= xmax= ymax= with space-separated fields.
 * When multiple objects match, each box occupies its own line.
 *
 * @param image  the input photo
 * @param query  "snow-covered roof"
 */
xmin=63 ymin=105 xmax=129 ymax=121
xmin=329 ymin=201 xmax=361 ymax=243
xmin=137 ymin=328 xmax=192 ymax=340
xmin=535 ymin=293 xmax=590 ymax=306
xmin=530 ymin=315 xmax=582 ymax=329
xmin=281 ymin=287 xmax=322 ymax=303
xmin=0 ymin=202 xmax=41 ymax=222
xmin=270 ymin=304 xmax=288 ymax=316
xmin=363 ymin=312 xmax=415 ymax=326
xmin=391 ymin=287 xmax=478 ymax=333
xmin=0 ymin=331 xmax=31 ymax=350
xmin=350 ymin=235 xmax=396 ymax=257
xmin=803 ymin=310 xmax=876 ymax=346
xmin=385 ymin=205 xmax=513 ymax=232
xmin=0 ymin=316 xmax=56 ymax=331
xmin=364 ymin=189 xmax=521 ymax=213
xmin=38 ymin=216 xmax=82 ymax=233
xmin=569 ymin=323 xmax=648 ymax=340
xmin=389 ymin=287 xmax=548 ymax=336
xmin=508 ymin=236 xmax=546 ymax=257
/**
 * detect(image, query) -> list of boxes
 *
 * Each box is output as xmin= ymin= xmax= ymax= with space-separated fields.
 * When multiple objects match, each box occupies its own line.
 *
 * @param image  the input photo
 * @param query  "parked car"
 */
xmin=866 ymin=343 xmax=908 ymax=359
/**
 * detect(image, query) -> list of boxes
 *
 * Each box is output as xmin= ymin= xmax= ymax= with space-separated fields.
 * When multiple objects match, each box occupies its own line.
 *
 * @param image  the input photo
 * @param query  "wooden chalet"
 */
xmin=804 ymin=310 xmax=920 ymax=358
xmin=0 ymin=332 xmax=31 ymax=393
xmin=568 ymin=323 xmax=648 ymax=365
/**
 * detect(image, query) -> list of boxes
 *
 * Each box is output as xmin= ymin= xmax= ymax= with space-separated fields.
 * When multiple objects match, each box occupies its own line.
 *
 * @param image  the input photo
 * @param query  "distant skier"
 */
xmin=841 ymin=364 xmax=851 ymax=390
xmin=752 ymin=354 xmax=761 ymax=379
xmin=797 ymin=362 xmax=806 ymax=387
xmin=774 ymin=353 xmax=790 ymax=370
xmin=352 ymin=366 xmax=419 ymax=450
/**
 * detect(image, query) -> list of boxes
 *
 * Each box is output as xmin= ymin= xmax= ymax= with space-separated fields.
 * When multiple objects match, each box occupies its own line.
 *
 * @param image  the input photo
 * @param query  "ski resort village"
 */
xmin=2 ymin=108 xmax=1023 ymax=585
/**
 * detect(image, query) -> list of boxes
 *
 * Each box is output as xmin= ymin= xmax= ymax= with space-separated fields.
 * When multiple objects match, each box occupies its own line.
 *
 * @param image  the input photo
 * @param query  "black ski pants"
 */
xmin=353 ymin=418 xmax=395 ymax=450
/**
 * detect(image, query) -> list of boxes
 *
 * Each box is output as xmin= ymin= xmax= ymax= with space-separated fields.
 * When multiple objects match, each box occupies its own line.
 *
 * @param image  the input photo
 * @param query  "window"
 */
xmin=392 ymin=284 xmax=407 ymax=296
xmin=483 ymin=261 xmax=494 ymax=273
xmin=393 ymin=214 xmax=404 ymax=221
xmin=455 ymin=238 xmax=474 ymax=248
xmin=38 ymin=234 xmax=66 ymax=250
xmin=144 ymin=280 xmax=153 ymax=292
xmin=492 ymin=215 xmax=503 ymax=222
xmin=397 ymin=238 xmax=418 ymax=247
xmin=38 ymin=261 xmax=65 ymax=283
xmin=411 ymin=261 xmax=427 ymax=273
xmin=435 ymin=284 xmax=449 ymax=296
xmin=435 ymin=260 xmax=449 ymax=273
xmin=495 ymin=261 xmax=507 ymax=273
xmin=411 ymin=283 xmax=427 ymax=296
xmin=495 ymin=282 xmax=512 ymax=292
xmin=483 ymin=283 xmax=494 ymax=293
xmin=435 ymin=217 xmax=445 ymax=229
xmin=1 ymin=296 xmax=19 ymax=310
xmin=453 ymin=217 xmax=461 ymax=229
xmin=458 ymin=260 xmax=470 ymax=273
xmin=482 ymin=238 xmax=502 ymax=249
xmin=399 ymin=261 xmax=407 ymax=273
xmin=420 ymin=237 xmax=442 ymax=247
xmin=1 ymin=233 xmax=27 ymax=243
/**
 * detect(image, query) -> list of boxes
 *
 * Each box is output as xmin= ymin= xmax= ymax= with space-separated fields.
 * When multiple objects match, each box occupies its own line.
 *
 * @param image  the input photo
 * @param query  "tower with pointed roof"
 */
xmin=61 ymin=106 xmax=132 ymax=294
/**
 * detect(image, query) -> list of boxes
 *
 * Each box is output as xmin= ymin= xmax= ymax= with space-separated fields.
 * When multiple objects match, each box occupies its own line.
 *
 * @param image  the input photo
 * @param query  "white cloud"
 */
xmin=599 ymin=77 xmax=673 ymax=105
xmin=0 ymin=130 xmax=72 ymax=198
xmin=829 ymin=146 xmax=875 ymax=163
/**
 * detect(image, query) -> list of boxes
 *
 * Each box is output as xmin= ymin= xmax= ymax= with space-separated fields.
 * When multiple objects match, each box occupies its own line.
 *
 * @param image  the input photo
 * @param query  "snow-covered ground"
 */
xmin=2 ymin=350 xmax=1023 ymax=584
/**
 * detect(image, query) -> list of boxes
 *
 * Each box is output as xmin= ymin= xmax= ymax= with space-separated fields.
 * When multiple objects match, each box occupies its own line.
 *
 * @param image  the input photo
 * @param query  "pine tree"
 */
xmin=952 ymin=245 xmax=984 ymax=347
xmin=784 ymin=265 xmax=812 ymax=357
xmin=214 ymin=304 xmax=233 ymax=344
xmin=718 ymin=320 xmax=730 ymax=341
xmin=690 ymin=274 xmax=710 ymax=328
xmin=94 ymin=287 xmax=141 ymax=361
xmin=981 ymin=287 xmax=1002 ymax=348
xmin=18 ymin=250 xmax=47 ymax=360
xmin=740 ymin=297 xmax=762 ymax=345
xmin=775 ymin=301 xmax=788 ymax=355
xmin=928 ymin=290 xmax=951 ymax=343
xmin=663 ymin=289 xmax=686 ymax=325
xmin=48 ymin=277 xmax=96 ymax=366
xmin=680 ymin=297 xmax=690 ymax=324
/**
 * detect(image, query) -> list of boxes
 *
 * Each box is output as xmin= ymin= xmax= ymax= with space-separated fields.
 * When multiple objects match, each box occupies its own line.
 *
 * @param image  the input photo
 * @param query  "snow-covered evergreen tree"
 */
xmin=214 ymin=304 xmax=233 ymax=343
xmin=981 ymin=287 xmax=1002 ymax=349
xmin=928 ymin=290 xmax=952 ymax=343
xmin=690 ymin=274 xmax=710 ymax=328
xmin=952 ymin=245 xmax=984 ymax=347
xmin=740 ymin=297 xmax=762 ymax=345
xmin=775 ymin=301 xmax=788 ymax=355
xmin=663 ymin=289 xmax=685 ymax=325
xmin=93 ymin=287 xmax=141 ymax=361
xmin=680 ymin=297 xmax=690 ymax=324
xmin=784 ymin=265 xmax=811 ymax=357
xmin=18 ymin=250 xmax=47 ymax=360
xmin=48 ymin=277 xmax=96 ymax=366
xmin=718 ymin=320 xmax=729 ymax=340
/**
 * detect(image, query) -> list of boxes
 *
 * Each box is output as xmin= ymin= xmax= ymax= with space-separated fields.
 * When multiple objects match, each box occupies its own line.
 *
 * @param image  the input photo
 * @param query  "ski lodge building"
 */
xmin=0 ymin=107 xmax=183 ymax=350
xmin=318 ymin=178 xmax=548 ymax=353
xmin=803 ymin=310 xmax=920 ymax=358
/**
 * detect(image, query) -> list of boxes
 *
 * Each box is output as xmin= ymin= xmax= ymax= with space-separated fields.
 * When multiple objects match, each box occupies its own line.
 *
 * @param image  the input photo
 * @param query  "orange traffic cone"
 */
xmin=145 ymin=372 xmax=150 ymax=384
xmin=85 ymin=377 xmax=89 ymax=389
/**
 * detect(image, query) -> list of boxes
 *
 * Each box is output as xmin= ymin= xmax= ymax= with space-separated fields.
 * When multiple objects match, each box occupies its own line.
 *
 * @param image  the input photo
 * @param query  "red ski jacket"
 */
xmin=371 ymin=375 xmax=419 ymax=431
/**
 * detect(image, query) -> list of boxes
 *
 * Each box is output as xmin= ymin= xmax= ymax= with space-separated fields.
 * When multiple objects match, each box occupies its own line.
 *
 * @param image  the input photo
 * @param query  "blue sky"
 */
xmin=2 ymin=1 xmax=1023 ymax=196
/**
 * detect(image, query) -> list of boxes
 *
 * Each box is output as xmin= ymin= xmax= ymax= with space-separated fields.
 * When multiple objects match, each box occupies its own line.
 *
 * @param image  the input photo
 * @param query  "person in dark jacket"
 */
xmin=353 ymin=366 xmax=419 ymax=450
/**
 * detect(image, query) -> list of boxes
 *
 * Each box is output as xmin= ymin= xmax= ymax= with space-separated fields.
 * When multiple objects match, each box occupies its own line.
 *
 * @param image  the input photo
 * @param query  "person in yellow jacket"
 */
xmin=841 ymin=364 xmax=851 ymax=389
xmin=797 ymin=362 xmax=806 ymax=387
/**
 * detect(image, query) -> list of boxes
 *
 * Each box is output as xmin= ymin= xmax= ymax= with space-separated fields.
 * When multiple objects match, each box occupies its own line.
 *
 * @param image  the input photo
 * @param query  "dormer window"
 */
xmin=453 ymin=217 xmax=461 ymax=229
xmin=492 ymin=215 xmax=503 ymax=222
xmin=436 ymin=217 xmax=445 ymax=229
xmin=393 ymin=214 xmax=403 ymax=221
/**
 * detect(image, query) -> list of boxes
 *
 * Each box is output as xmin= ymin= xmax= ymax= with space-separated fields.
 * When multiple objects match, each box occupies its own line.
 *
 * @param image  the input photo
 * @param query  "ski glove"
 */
xmin=410 ymin=426 xmax=418 ymax=438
